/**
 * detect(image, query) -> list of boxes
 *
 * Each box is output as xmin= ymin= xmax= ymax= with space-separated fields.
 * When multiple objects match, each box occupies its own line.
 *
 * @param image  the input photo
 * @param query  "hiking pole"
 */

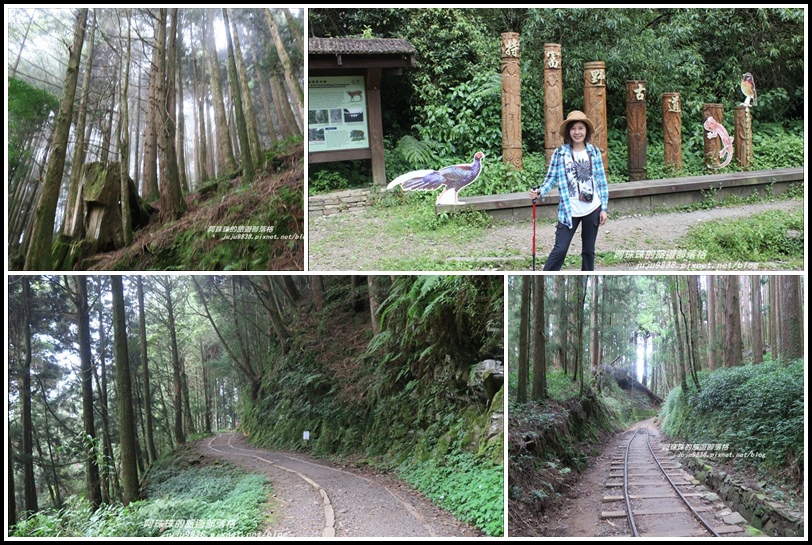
xmin=531 ymin=196 xmax=537 ymax=271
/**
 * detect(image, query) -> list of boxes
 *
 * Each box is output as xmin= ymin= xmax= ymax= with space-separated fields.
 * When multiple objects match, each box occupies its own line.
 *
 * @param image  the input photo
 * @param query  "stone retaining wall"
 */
xmin=309 ymin=188 xmax=373 ymax=217
xmin=683 ymin=456 xmax=804 ymax=537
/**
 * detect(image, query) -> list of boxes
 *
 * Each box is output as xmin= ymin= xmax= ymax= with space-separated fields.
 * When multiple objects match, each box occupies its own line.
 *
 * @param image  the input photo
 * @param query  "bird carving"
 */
xmin=741 ymin=72 xmax=757 ymax=108
xmin=387 ymin=151 xmax=485 ymax=205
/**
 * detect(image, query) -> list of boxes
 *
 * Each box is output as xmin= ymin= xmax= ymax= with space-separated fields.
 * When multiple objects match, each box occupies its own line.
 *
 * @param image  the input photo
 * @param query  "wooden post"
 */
xmin=501 ymin=32 xmax=522 ymax=169
xmin=626 ymin=80 xmax=647 ymax=181
xmin=584 ymin=61 xmax=608 ymax=174
xmin=662 ymin=93 xmax=682 ymax=171
xmin=366 ymin=68 xmax=386 ymax=185
xmin=702 ymin=103 xmax=724 ymax=170
xmin=734 ymin=105 xmax=752 ymax=169
xmin=543 ymin=43 xmax=563 ymax=164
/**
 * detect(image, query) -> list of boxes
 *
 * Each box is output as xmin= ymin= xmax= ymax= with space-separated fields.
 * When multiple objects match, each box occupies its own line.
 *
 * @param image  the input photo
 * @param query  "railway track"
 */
xmin=602 ymin=422 xmax=745 ymax=538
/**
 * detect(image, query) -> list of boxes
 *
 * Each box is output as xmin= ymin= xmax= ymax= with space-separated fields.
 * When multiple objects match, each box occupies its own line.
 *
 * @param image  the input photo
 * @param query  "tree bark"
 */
xmin=265 ymin=9 xmax=303 ymax=131
xmin=74 ymin=276 xmax=102 ymax=509
xmin=517 ymin=276 xmax=530 ymax=403
xmin=21 ymin=277 xmax=39 ymax=515
xmin=531 ymin=276 xmax=547 ymax=401
xmin=779 ymin=275 xmax=802 ymax=360
xmin=137 ymin=277 xmax=159 ymax=463
xmin=751 ymin=275 xmax=764 ymax=364
xmin=723 ymin=275 xmax=743 ymax=368
xmin=141 ymin=10 xmax=160 ymax=201
xmin=158 ymin=8 xmax=186 ymax=221
xmin=207 ymin=9 xmax=237 ymax=173
xmin=62 ymin=9 xmax=96 ymax=239
xmin=589 ymin=276 xmax=600 ymax=392
xmin=24 ymin=8 xmax=88 ymax=270
xmin=669 ymin=277 xmax=688 ymax=393
xmin=228 ymin=9 xmax=263 ymax=163
xmin=119 ymin=9 xmax=133 ymax=245
xmin=222 ymin=9 xmax=255 ymax=183
xmin=110 ymin=276 xmax=139 ymax=505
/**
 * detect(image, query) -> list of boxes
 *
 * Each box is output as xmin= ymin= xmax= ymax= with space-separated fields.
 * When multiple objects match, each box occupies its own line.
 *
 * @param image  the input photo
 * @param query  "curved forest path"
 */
xmin=198 ymin=432 xmax=483 ymax=538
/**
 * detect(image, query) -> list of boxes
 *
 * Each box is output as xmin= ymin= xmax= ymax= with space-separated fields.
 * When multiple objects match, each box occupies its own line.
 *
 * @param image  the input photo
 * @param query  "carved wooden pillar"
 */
xmin=662 ymin=93 xmax=682 ymax=171
xmin=734 ymin=105 xmax=752 ymax=169
xmin=543 ymin=43 xmax=563 ymax=164
xmin=702 ymin=103 xmax=724 ymax=170
xmin=626 ymin=80 xmax=647 ymax=181
xmin=584 ymin=61 xmax=608 ymax=174
xmin=501 ymin=32 xmax=522 ymax=169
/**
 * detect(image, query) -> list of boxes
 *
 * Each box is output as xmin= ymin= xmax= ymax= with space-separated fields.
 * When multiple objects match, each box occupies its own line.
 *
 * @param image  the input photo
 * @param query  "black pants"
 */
xmin=542 ymin=206 xmax=601 ymax=271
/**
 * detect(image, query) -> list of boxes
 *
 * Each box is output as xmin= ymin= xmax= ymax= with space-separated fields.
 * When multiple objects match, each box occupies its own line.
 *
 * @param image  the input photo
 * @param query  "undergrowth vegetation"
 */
xmin=9 ymin=445 xmax=272 ymax=538
xmin=660 ymin=359 xmax=804 ymax=491
xmin=508 ymin=370 xmax=637 ymax=536
xmin=241 ymin=276 xmax=505 ymax=536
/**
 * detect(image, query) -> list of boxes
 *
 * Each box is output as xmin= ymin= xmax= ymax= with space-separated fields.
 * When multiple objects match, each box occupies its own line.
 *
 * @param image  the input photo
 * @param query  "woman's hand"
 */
xmin=599 ymin=211 xmax=607 ymax=225
xmin=529 ymin=188 xmax=541 ymax=201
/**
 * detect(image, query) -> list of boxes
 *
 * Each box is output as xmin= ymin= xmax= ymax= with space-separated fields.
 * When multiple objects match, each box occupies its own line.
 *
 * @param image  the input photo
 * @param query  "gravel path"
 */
xmin=199 ymin=432 xmax=483 ymax=538
xmin=308 ymin=199 xmax=803 ymax=271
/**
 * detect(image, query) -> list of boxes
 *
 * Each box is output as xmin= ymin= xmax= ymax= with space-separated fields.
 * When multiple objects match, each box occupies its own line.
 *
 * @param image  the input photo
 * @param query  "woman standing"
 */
xmin=530 ymin=110 xmax=608 ymax=271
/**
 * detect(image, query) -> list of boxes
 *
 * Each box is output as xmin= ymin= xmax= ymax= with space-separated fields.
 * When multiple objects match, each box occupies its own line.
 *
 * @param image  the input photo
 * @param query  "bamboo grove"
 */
xmin=7 ymin=8 xmax=304 ymax=271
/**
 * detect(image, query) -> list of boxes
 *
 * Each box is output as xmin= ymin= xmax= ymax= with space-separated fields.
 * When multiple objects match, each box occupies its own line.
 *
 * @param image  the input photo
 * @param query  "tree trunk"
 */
xmin=589 ymin=276 xmax=600 ymax=392
xmin=270 ymin=73 xmax=297 ymax=138
xmin=192 ymin=56 xmax=209 ymax=182
xmin=669 ymin=277 xmax=688 ymax=393
xmin=310 ymin=275 xmax=325 ymax=311
xmin=554 ymin=276 xmax=566 ymax=373
xmin=24 ymin=8 xmax=88 ymax=270
xmin=207 ymin=9 xmax=237 ymax=173
xmin=176 ymin=23 xmax=189 ymax=194
xmin=182 ymin=365 xmax=194 ymax=436
xmin=110 ymin=275 xmax=139 ymax=505
xmin=250 ymin=40 xmax=279 ymax=143
xmin=74 ymin=276 xmax=102 ymax=509
xmin=137 ymin=277 xmax=159 ymax=463
xmin=8 ymin=436 xmax=17 ymax=526
xmin=769 ymin=276 xmax=779 ymax=360
xmin=228 ymin=9 xmax=263 ymax=163
xmin=575 ymin=277 xmax=587 ymax=395
xmin=723 ymin=275 xmax=743 ymax=368
xmin=62 ymin=9 xmax=96 ymax=239
xmin=751 ymin=275 xmax=764 ymax=364
xmin=161 ymin=278 xmax=186 ymax=445
xmin=517 ymin=276 xmax=530 ymax=403
xmin=95 ymin=299 xmax=114 ymax=504
xmin=531 ymin=276 xmax=547 ymax=401
xmin=779 ymin=275 xmax=802 ymax=360
xmin=142 ymin=10 xmax=160 ymax=201
xmin=706 ymin=275 xmax=717 ymax=371
xmin=222 ymin=9 xmax=254 ymax=183
xmin=119 ymin=9 xmax=133 ymax=245
xmin=265 ymin=9 xmax=303 ymax=131
xmin=158 ymin=8 xmax=186 ymax=221
xmin=21 ymin=277 xmax=38 ymax=515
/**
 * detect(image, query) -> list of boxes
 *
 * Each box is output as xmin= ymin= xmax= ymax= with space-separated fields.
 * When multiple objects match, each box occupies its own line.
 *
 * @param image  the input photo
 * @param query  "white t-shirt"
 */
xmin=566 ymin=148 xmax=601 ymax=218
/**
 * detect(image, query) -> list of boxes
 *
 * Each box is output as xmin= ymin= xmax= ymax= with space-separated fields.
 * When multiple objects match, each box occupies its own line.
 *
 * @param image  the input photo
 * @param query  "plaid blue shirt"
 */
xmin=536 ymin=143 xmax=609 ymax=229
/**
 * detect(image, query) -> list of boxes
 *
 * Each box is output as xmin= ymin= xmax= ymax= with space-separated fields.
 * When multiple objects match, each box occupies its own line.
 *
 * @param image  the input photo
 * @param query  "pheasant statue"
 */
xmin=387 ymin=151 xmax=485 ymax=205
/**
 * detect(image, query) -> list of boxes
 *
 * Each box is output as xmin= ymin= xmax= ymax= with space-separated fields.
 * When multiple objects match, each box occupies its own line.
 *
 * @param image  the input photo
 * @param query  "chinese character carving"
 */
xmin=545 ymin=50 xmax=561 ymax=68
xmin=590 ymin=69 xmax=606 ymax=85
xmin=667 ymin=95 xmax=681 ymax=113
xmin=503 ymin=37 xmax=520 ymax=57
xmin=634 ymin=82 xmax=646 ymax=101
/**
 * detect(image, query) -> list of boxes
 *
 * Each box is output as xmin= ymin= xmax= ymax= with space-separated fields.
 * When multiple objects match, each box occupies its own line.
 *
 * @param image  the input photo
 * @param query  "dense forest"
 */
xmin=308 ymin=8 xmax=805 ymax=193
xmin=507 ymin=274 xmax=804 ymax=535
xmin=7 ymin=275 xmax=504 ymax=537
xmin=7 ymin=8 xmax=304 ymax=271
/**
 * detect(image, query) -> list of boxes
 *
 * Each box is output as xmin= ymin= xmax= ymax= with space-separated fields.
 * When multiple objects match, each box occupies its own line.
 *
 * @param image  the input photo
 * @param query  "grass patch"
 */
xmin=681 ymin=207 xmax=803 ymax=263
xmin=10 ymin=445 xmax=273 ymax=537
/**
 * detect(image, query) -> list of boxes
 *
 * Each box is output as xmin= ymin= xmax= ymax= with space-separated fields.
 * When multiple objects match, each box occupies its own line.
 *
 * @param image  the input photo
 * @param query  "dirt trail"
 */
xmin=198 ymin=432 xmax=483 ymax=538
xmin=308 ymin=199 xmax=802 ymax=271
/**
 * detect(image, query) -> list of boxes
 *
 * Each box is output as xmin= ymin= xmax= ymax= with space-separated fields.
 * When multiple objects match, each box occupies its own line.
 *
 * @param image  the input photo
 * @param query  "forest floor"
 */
xmin=308 ymin=196 xmax=804 ymax=271
xmin=194 ymin=432 xmax=483 ymax=538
